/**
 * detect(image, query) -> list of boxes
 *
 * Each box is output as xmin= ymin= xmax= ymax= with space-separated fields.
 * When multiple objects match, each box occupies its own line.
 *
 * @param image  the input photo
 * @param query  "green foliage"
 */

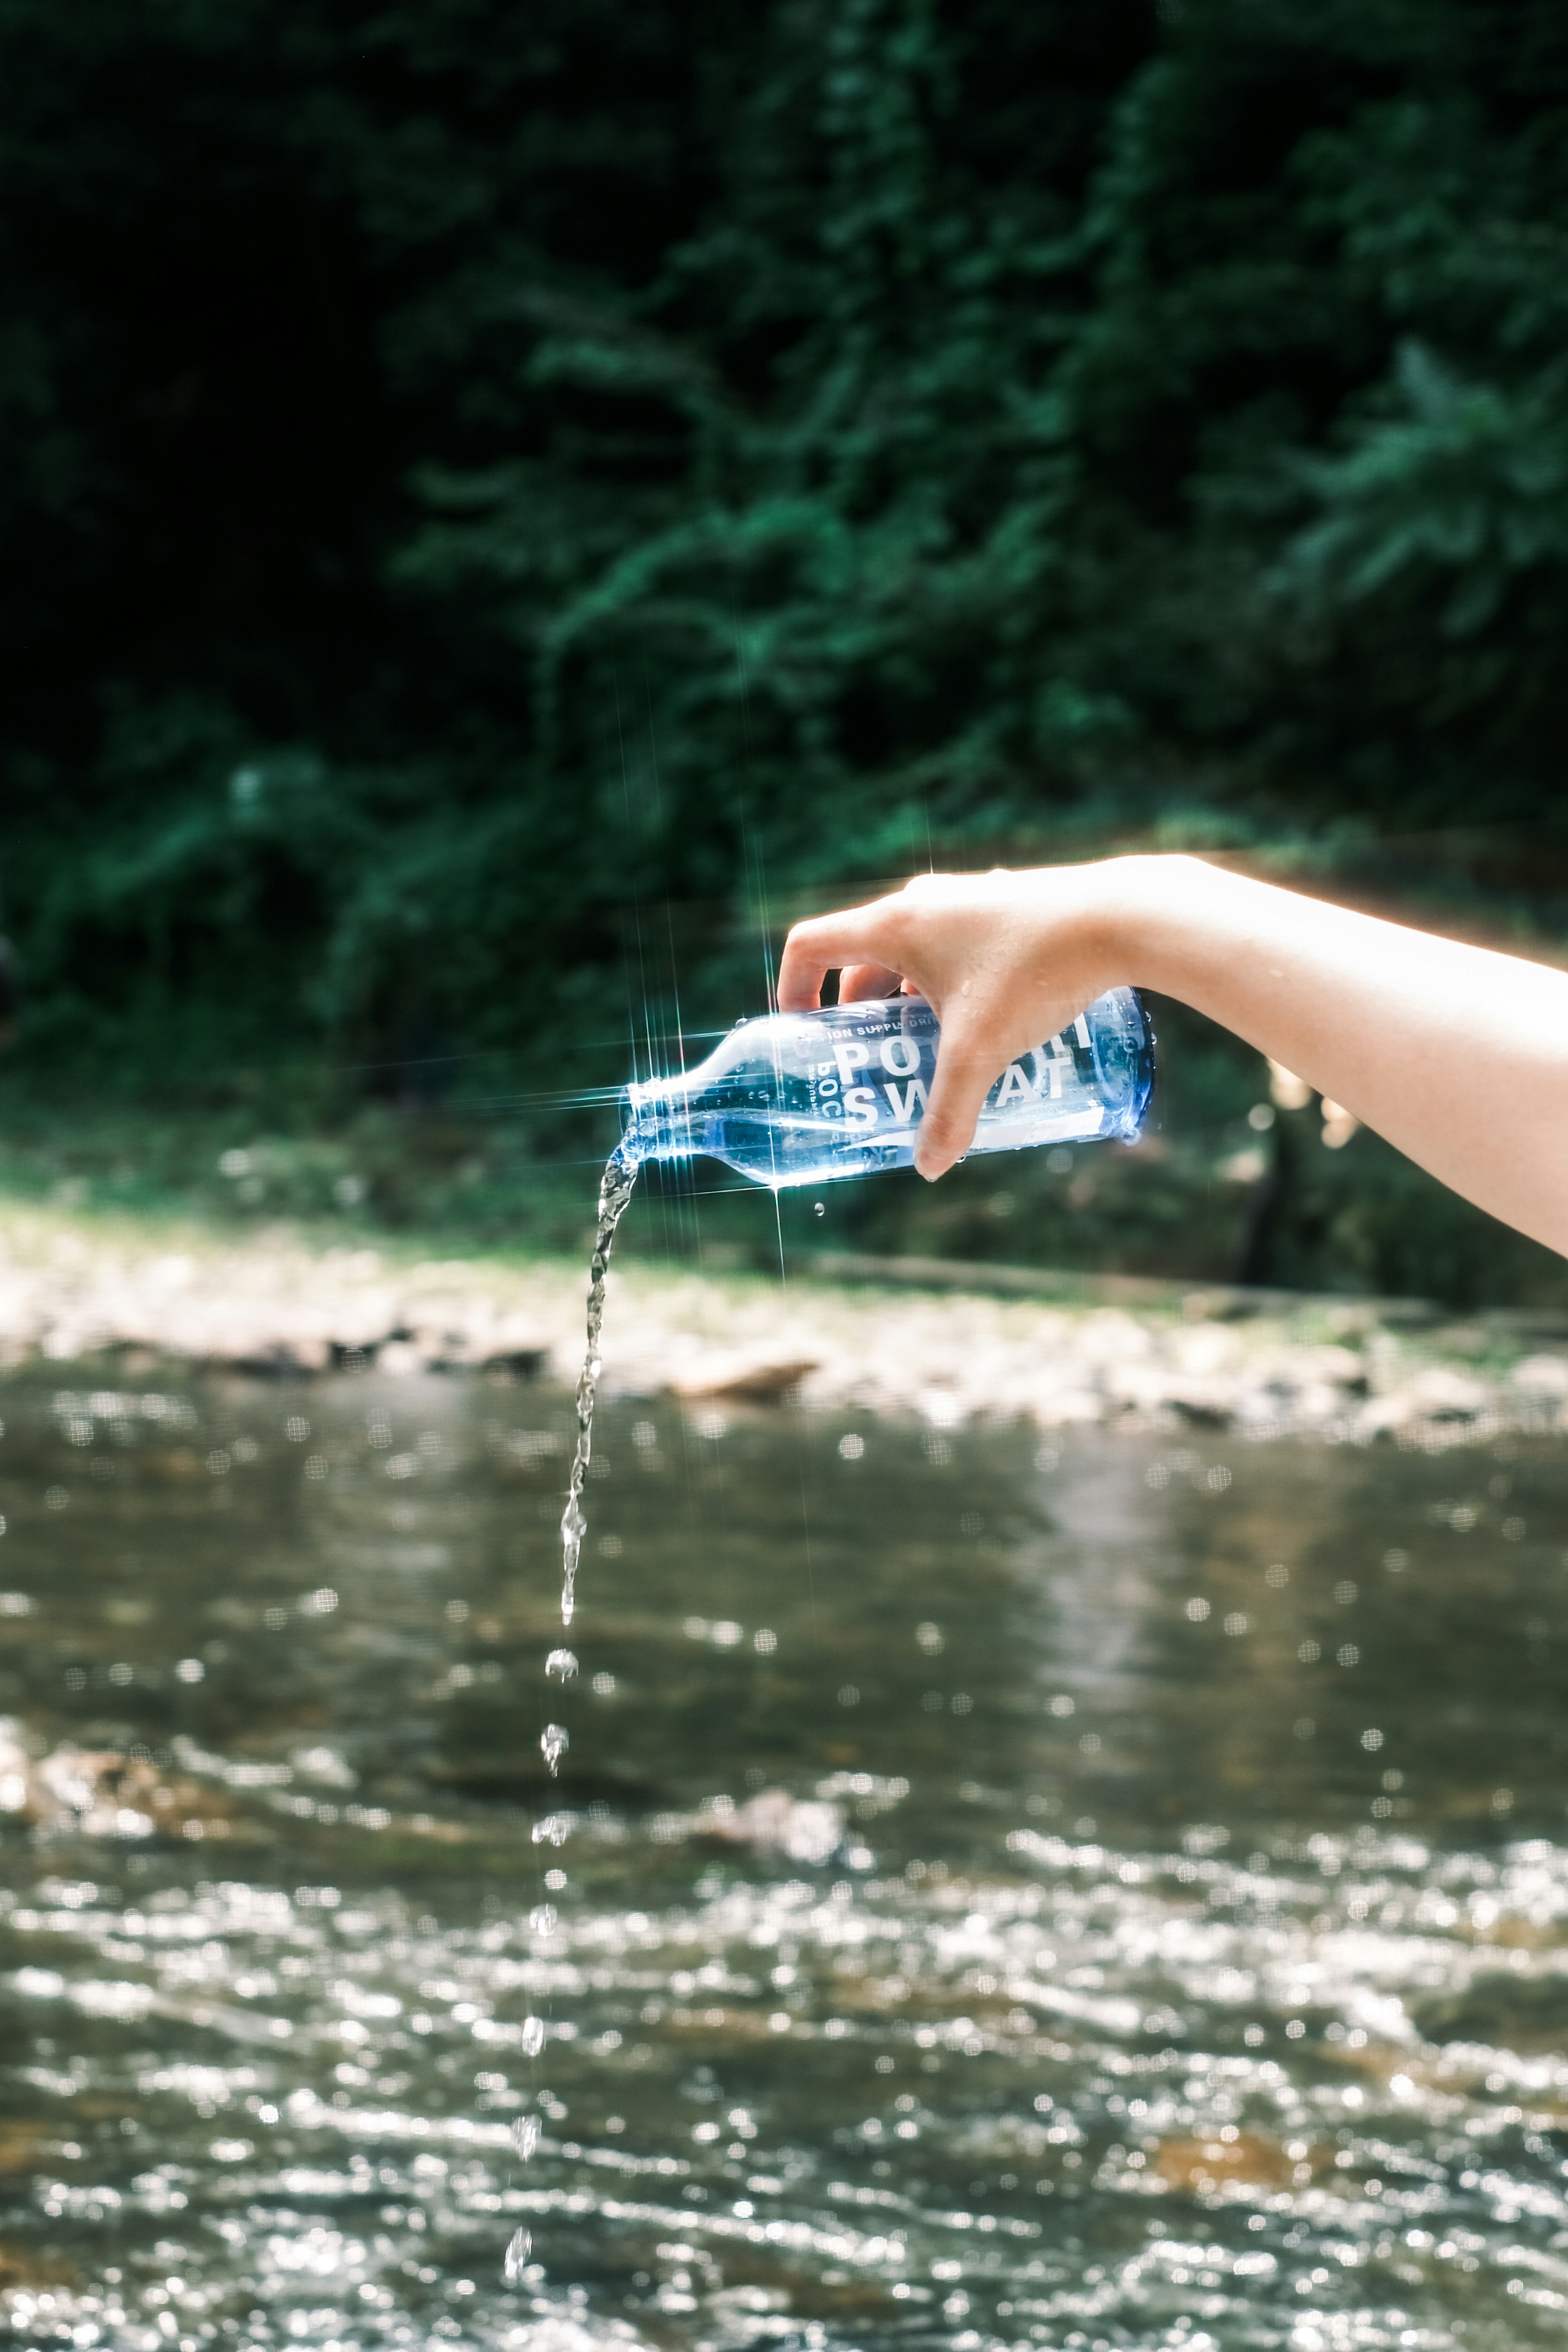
xmin=1 ymin=0 xmax=1567 ymax=1295
xmin=1276 ymin=343 xmax=1568 ymax=758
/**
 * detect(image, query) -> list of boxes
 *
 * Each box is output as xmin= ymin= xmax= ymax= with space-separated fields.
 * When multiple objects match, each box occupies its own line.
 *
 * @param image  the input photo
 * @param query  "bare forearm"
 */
xmin=780 ymin=853 xmax=1568 ymax=1254
xmin=1106 ymin=857 xmax=1568 ymax=1255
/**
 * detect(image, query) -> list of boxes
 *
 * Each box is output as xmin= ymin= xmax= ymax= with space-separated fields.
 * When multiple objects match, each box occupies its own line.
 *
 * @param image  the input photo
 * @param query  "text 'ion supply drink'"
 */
xmin=617 ymin=988 xmax=1154 ymax=1189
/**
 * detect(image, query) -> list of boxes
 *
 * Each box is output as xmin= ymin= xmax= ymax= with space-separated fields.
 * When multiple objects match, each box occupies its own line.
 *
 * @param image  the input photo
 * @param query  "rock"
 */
xmin=1025 ymin=1383 xmax=1105 ymax=1428
xmin=1151 ymin=2132 xmax=1296 ymax=2192
xmin=480 ymin=1345 xmax=549 ymax=1379
xmin=690 ymin=1790 xmax=844 ymax=1864
xmin=0 ymin=1721 xmax=235 ymax=1840
xmin=1351 ymin=1361 xmax=1497 ymax=1443
xmin=0 ymin=1205 xmax=1551 ymax=1448
xmin=1404 ymin=1365 xmax=1490 ymax=1419
xmin=1296 ymin=1343 xmax=1370 ymax=1392
xmin=30 ymin=1746 xmax=160 ymax=1837
xmin=1164 ymin=1384 xmax=1236 ymax=1428
xmin=668 ymin=1356 xmax=820 ymax=1403
xmin=206 ymin=1336 xmax=333 ymax=1378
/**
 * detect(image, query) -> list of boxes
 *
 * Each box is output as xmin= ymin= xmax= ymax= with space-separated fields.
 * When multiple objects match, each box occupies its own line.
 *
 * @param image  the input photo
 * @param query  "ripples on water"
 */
xmin=0 ymin=1370 xmax=1564 ymax=2350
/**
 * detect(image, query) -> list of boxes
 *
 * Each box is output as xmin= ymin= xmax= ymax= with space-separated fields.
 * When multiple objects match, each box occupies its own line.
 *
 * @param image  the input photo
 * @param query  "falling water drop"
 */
xmin=546 ymin=1648 xmax=578 ymax=1681
xmin=503 ymin=2227 xmax=532 ymax=2285
xmin=541 ymin=1723 xmax=569 ymax=1774
xmin=512 ymin=2114 xmax=540 ymax=2161
xmin=521 ymin=2016 xmax=546 ymax=2056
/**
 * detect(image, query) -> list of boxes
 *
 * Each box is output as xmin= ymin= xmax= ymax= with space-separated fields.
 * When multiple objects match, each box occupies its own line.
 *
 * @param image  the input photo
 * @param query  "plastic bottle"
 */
xmin=618 ymin=988 xmax=1153 ymax=1188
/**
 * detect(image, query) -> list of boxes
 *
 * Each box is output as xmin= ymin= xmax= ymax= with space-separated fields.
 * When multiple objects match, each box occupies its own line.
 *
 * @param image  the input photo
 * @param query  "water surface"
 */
xmin=0 ymin=1369 xmax=1564 ymax=2351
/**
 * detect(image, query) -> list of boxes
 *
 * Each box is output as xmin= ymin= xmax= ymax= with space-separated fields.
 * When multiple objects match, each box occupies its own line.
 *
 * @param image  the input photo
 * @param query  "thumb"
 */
xmin=915 ymin=1020 xmax=1002 ymax=1180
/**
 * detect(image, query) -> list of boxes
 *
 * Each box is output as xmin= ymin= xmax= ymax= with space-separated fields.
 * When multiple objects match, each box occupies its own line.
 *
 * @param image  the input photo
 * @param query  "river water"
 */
xmin=0 ymin=1367 xmax=1564 ymax=2352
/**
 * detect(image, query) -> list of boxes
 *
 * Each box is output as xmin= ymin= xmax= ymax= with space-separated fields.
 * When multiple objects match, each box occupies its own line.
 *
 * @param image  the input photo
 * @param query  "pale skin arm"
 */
xmin=776 ymin=853 xmax=1568 ymax=1258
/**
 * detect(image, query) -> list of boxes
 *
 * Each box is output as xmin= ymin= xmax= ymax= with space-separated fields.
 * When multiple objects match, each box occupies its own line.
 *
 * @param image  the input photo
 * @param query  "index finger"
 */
xmin=777 ymin=895 xmax=908 ymax=1010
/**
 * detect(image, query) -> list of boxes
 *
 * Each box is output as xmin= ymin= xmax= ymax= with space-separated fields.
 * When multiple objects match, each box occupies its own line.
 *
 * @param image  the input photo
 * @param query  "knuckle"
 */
xmin=879 ymin=902 xmax=916 ymax=956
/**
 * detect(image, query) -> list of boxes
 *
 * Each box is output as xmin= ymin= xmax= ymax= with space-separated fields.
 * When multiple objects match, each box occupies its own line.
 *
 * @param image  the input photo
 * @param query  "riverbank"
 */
xmin=0 ymin=1200 xmax=1564 ymax=1449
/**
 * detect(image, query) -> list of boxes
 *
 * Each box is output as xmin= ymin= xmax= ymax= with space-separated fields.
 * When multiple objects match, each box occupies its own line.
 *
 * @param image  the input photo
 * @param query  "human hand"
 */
xmin=777 ymin=862 xmax=1136 ymax=1179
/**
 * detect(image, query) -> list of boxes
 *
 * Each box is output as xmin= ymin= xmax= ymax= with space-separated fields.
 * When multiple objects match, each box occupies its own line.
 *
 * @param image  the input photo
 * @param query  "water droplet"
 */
xmin=512 ymin=2114 xmax=540 ymax=2160
xmin=503 ymin=2227 xmax=532 ymax=2284
xmin=522 ymin=2016 xmax=546 ymax=2056
xmin=546 ymin=1648 xmax=578 ymax=1681
xmin=541 ymin=1723 xmax=569 ymax=1774
xmin=813 ymin=1201 xmax=825 ymax=1217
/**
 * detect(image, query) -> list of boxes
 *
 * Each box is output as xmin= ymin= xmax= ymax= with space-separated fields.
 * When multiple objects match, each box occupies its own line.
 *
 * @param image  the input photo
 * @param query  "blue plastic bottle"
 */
xmin=618 ymin=989 xmax=1153 ymax=1188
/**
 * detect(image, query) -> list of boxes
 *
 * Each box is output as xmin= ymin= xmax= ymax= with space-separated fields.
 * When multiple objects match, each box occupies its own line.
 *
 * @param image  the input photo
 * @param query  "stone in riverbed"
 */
xmin=688 ymin=1788 xmax=845 ymax=1864
xmin=669 ymin=1356 xmax=820 ymax=1403
xmin=0 ymin=1720 xmax=237 ymax=1841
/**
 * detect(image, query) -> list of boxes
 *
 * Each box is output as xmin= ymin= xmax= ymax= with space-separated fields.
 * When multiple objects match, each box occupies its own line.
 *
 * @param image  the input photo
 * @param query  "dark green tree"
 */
xmin=0 ymin=0 xmax=1565 ymax=1095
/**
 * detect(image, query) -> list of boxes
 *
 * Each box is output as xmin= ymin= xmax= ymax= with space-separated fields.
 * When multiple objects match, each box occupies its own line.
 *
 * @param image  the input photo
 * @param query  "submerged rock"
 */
xmin=0 ymin=1720 xmax=235 ymax=1841
xmin=687 ymin=1789 xmax=845 ymax=1864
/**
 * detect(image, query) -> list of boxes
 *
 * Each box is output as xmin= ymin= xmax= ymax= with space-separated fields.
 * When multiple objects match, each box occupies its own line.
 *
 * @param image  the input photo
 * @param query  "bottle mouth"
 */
xmin=619 ymin=1074 xmax=662 ymax=1123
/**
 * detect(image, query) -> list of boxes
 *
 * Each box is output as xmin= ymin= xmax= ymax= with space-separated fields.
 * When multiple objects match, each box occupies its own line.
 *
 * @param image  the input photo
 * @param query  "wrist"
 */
xmin=1084 ymin=853 xmax=1233 ymax=997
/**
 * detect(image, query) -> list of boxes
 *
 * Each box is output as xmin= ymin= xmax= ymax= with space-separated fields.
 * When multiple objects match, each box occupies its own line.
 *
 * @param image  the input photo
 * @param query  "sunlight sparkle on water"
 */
xmin=0 ymin=1370 xmax=1561 ymax=2347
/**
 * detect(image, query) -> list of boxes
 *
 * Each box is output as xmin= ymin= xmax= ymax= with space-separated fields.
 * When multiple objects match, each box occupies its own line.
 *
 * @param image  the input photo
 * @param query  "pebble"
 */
xmin=0 ymin=1209 xmax=1555 ymax=1451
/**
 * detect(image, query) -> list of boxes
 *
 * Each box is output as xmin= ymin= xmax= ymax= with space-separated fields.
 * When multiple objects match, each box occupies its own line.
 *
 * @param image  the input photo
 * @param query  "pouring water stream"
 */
xmin=508 ymin=1146 xmax=639 ymax=2286
xmin=559 ymin=1148 xmax=639 ymax=1628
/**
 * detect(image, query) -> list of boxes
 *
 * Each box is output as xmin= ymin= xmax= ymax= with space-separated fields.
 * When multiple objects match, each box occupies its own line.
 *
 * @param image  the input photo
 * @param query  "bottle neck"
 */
xmin=619 ymin=1077 xmax=695 ymax=1167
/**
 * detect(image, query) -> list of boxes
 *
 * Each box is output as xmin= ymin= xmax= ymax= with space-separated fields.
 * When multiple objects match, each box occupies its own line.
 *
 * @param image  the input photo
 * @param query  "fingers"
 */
xmin=839 ymin=960 xmax=903 ymax=1002
xmin=914 ymin=1017 xmax=1004 ymax=1180
xmin=777 ymin=898 xmax=906 ymax=1010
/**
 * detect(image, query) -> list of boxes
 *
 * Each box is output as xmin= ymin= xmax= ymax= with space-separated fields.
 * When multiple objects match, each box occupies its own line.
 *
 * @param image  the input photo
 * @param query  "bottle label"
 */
xmin=806 ymin=1015 xmax=1079 ymax=1134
